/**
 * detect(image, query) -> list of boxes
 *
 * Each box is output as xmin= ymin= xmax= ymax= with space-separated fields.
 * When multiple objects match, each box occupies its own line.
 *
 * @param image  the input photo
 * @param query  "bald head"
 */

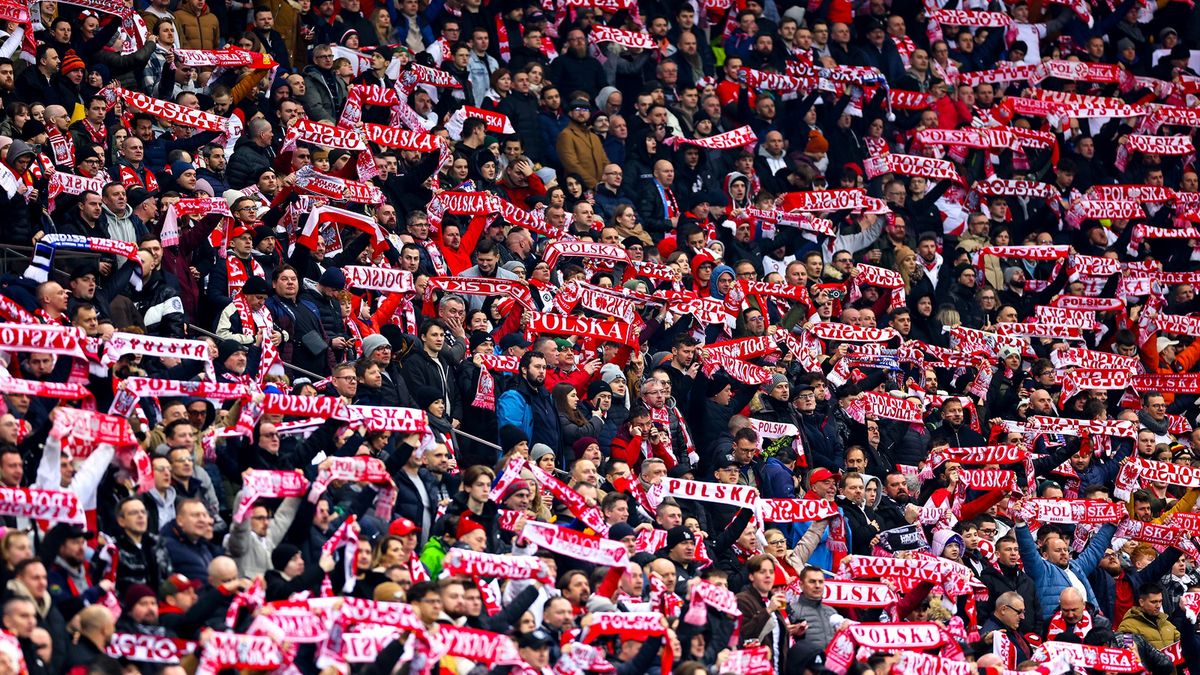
xmin=208 ymin=556 xmax=238 ymax=586
xmin=44 ymin=105 xmax=69 ymax=130
xmin=652 ymin=160 xmax=674 ymax=186
xmin=77 ymin=605 xmax=115 ymax=643
xmin=648 ymin=558 xmax=674 ymax=577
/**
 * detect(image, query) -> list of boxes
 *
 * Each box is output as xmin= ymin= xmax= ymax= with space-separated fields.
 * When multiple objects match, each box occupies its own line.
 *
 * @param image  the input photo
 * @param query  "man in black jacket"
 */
xmin=875 ymin=471 xmax=917 ymax=531
xmin=934 ymin=397 xmax=988 ymax=447
xmin=981 ymin=535 xmax=1042 ymax=635
xmin=111 ymin=497 xmax=165 ymax=596
xmin=264 ymin=545 xmax=335 ymax=601
xmin=301 ymin=267 xmax=352 ymax=361
xmin=402 ymin=319 xmax=462 ymax=423
xmin=361 ymin=333 xmax=416 ymax=409
xmin=265 ymin=265 xmax=335 ymax=376
xmin=251 ymin=7 xmax=291 ymax=69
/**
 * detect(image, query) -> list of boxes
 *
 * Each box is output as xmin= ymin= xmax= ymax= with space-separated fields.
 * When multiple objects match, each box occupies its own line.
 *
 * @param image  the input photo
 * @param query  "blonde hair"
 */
xmin=893 ymin=245 xmax=917 ymax=294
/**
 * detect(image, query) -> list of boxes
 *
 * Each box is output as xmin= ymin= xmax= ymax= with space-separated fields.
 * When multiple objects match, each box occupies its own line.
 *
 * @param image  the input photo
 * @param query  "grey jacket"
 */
xmin=226 ymin=496 xmax=301 ymax=579
xmin=791 ymin=595 xmax=842 ymax=650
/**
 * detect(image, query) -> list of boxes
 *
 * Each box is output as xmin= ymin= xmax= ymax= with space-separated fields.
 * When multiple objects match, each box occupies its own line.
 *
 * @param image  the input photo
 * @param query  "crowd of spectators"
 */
xmin=1 ymin=0 xmax=1200 ymax=674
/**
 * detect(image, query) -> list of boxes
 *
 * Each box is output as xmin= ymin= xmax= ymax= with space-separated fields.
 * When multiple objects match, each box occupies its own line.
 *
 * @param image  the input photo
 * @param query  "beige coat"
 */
xmin=556 ymin=120 xmax=608 ymax=189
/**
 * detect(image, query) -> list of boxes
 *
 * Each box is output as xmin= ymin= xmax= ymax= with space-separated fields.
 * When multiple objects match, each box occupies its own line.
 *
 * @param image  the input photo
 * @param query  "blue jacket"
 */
xmin=1077 ymin=437 xmax=1133 ymax=491
xmin=760 ymin=457 xmax=795 ymax=499
xmin=1016 ymin=521 xmax=1116 ymax=621
xmin=496 ymin=378 xmax=560 ymax=451
xmin=160 ymin=520 xmax=222 ymax=582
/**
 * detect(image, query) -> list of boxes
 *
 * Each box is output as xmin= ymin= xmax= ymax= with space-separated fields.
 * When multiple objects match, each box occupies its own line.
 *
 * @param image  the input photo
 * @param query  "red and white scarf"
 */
xmin=442 ymin=549 xmax=554 ymax=583
xmin=521 ymin=520 xmax=628 ymax=568
xmin=0 ymin=486 xmax=85 ymax=525
xmin=1045 ymin=608 xmax=1092 ymax=640
xmin=864 ymin=153 xmax=963 ymax=184
xmin=47 ymin=127 xmax=74 ymax=168
xmin=234 ymin=470 xmax=309 ymax=523
xmin=664 ymin=125 xmax=757 ymax=150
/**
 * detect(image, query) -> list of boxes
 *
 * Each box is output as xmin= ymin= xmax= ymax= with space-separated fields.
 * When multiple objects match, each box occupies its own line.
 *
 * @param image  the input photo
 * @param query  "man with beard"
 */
xmin=546 ymin=29 xmax=606 ymax=105
xmin=875 ymin=471 xmax=918 ymax=530
xmin=44 ymin=524 xmax=94 ymax=616
xmin=1017 ymin=514 xmax=1116 ymax=623
xmin=115 ymin=584 xmax=172 ymax=637
xmin=497 ymin=350 xmax=560 ymax=451
xmin=935 ymin=398 xmax=987 ymax=447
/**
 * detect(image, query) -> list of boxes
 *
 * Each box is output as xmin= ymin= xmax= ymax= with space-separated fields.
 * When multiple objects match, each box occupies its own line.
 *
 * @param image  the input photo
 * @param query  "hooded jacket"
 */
xmin=0 ymin=140 xmax=40 ymax=246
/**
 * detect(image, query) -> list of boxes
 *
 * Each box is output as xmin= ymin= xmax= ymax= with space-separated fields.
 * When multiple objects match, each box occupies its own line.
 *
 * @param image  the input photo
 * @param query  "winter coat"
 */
xmin=159 ymin=520 xmax=222 ymax=585
xmin=1117 ymin=606 xmax=1180 ymax=650
xmin=226 ymin=496 xmax=300 ymax=579
xmin=981 ymin=562 xmax=1042 ymax=635
xmin=556 ymin=120 xmax=607 ymax=188
xmin=401 ymin=350 xmax=462 ymax=420
xmin=301 ymin=64 xmax=348 ymax=122
xmin=173 ymin=4 xmax=220 ymax=49
xmin=557 ymin=409 xmax=604 ymax=458
xmin=225 ymin=139 xmax=275 ymax=189
xmin=112 ymin=531 xmax=169 ymax=596
xmin=1016 ymin=521 xmax=1115 ymax=621
xmin=496 ymin=377 xmax=560 ymax=451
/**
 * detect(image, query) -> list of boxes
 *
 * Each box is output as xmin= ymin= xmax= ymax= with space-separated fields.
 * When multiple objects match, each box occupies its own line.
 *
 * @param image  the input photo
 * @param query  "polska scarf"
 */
xmin=1045 ymin=608 xmax=1091 ymax=640
xmin=225 ymin=255 xmax=265 ymax=297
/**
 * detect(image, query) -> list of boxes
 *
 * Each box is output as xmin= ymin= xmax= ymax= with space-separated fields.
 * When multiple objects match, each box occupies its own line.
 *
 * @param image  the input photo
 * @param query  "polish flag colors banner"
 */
xmin=1036 ymin=642 xmax=1142 ymax=673
xmin=758 ymin=499 xmax=839 ymax=523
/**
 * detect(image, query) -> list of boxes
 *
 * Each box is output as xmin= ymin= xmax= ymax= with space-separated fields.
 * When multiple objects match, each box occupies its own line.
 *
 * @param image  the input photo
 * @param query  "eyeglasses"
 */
xmin=766 ymin=538 xmax=786 ymax=546
xmin=1003 ymin=604 xmax=1025 ymax=616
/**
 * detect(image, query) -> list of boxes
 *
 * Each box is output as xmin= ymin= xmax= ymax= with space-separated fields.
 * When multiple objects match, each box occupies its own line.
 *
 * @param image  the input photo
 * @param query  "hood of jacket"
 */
xmin=709 ymin=264 xmax=735 ymax=299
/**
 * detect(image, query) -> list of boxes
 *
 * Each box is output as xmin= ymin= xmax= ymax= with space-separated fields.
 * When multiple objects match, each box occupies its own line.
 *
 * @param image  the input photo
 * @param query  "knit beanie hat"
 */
xmin=271 ymin=543 xmax=301 ymax=571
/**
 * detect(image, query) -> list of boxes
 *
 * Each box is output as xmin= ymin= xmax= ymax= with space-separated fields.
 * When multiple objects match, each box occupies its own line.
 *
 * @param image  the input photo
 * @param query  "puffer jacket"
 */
xmin=792 ymin=594 xmax=840 ymax=650
xmin=1016 ymin=521 xmax=1116 ymax=621
xmin=113 ymin=531 xmax=170 ymax=596
xmin=1117 ymin=607 xmax=1181 ymax=650
xmin=173 ymin=4 xmax=220 ymax=49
